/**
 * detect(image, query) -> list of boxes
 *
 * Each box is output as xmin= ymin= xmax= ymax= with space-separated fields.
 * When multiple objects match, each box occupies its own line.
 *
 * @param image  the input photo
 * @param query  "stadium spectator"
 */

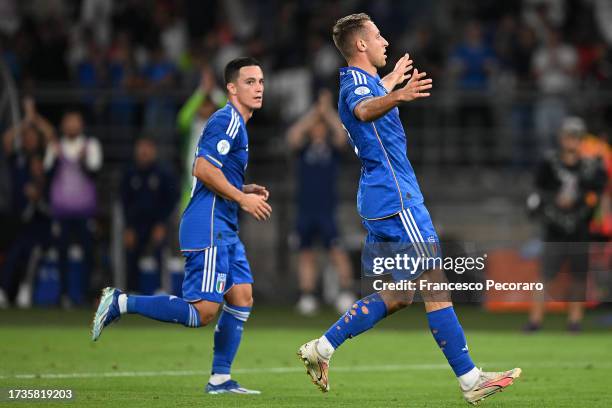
xmin=449 ymin=21 xmax=497 ymax=165
xmin=107 ymin=31 xmax=140 ymax=126
xmin=79 ymin=0 xmax=113 ymax=47
xmin=75 ymin=30 xmax=107 ymax=123
xmin=0 ymin=97 xmax=54 ymax=308
xmin=497 ymin=21 xmax=537 ymax=167
xmin=142 ymin=41 xmax=178 ymax=143
xmin=522 ymin=0 xmax=566 ymax=43
xmin=308 ymin=32 xmax=343 ymax=91
xmin=287 ymin=89 xmax=355 ymax=315
xmin=153 ymin=1 xmax=188 ymax=66
xmin=450 ymin=22 xmax=497 ymax=92
xmin=44 ymin=110 xmax=102 ymax=307
xmin=532 ymin=28 xmax=578 ymax=153
xmin=120 ymin=137 xmax=177 ymax=293
xmin=525 ymin=117 xmax=607 ymax=332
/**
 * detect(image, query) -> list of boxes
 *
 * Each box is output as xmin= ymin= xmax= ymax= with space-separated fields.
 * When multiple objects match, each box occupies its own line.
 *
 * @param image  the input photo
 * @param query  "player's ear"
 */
xmin=226 ymin=82 xmax=237 ymax=95
xmin=356 ymin=37 xmax=367 ymax=53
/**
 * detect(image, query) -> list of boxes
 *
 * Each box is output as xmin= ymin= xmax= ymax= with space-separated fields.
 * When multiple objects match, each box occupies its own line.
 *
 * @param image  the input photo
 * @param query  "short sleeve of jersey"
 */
xmin=341 ymin=70 xmax=376 ymax=119
xmin=196 ymin=109 xmax=240 ymax=168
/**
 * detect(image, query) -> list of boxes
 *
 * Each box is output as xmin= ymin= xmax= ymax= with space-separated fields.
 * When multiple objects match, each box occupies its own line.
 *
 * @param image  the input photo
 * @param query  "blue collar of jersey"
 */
xmin=340 ymin=66 xmax=381 ymax=82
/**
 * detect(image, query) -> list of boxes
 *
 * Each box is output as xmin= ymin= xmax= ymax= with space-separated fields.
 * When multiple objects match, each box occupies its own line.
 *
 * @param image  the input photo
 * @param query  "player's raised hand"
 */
xmin=239 ymin=193 xmax=272 ymax=221
xmin=396 ymin=68 xmax=432 ymax=102
xmin=242 ymin=183 xmax=270 ymax=200
xmin=382 ymin=53 xmax=413 ymax=91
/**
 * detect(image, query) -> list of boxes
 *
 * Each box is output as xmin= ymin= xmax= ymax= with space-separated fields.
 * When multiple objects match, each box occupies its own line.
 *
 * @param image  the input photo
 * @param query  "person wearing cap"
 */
xmin=525 ymin=116 xmax=607 ymax=332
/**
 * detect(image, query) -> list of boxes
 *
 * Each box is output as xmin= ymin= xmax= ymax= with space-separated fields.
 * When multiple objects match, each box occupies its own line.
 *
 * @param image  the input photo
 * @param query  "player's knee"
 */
xmin=224 ymin=296 xmax=253 ymax=308
xmin=232 ymin=296 xmax=253 ymax=308
xmin=224 ymin=284 xmax=254 ymax=308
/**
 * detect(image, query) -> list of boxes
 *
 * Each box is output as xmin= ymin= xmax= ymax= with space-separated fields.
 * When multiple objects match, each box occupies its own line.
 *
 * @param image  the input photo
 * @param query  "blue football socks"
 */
xmin=211 ymin=304 xmax=251 ymax=375
xmin=126 ymin=295 xmax=201 ymax=328
xmin=323 ymin=292 xmax=387 ymax=349
xmin=427 ymin=306 xmax=475 ymax=376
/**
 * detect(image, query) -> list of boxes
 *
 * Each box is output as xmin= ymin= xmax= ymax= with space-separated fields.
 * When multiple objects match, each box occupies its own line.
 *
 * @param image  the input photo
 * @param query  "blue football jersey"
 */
xmin=338 ymin=66 xmax=424 ymax=220
xmin=179 ymin=103 xmax=248 ymax=251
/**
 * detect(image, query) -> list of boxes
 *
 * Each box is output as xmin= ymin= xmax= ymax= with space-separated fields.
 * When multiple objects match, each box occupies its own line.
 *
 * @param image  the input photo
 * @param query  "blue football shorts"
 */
xmin=181 ymin=240 xmax=253 ymax=303
xmin=361 ymin=203 xmax=441 ymax=281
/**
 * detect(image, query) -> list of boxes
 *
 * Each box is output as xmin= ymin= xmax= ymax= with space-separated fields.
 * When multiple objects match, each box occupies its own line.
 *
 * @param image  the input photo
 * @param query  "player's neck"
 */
xmin=228 ymin=98 xmax=253 ymax=123
xmin=347 ymin=58 xmax=377 ymax=77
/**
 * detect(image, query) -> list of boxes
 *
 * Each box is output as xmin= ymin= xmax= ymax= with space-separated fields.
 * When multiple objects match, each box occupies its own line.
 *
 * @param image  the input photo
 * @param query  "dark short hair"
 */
xmin=224 ymin=57 xmax=262 ymax=85
xmin=62 ymin=108 xmax=83 ymax=119
xmin=332 ymin=13 xmax=372 ymax=59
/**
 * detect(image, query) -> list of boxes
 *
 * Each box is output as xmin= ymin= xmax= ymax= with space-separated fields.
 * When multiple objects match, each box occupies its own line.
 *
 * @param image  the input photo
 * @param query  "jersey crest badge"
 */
xmin=215 ymin=273 xmax=227 ymax=293
xmin=217 ymin=140 xmax=230 ymax=155
xmin=354 ymin=86 xmax=371 ymax=96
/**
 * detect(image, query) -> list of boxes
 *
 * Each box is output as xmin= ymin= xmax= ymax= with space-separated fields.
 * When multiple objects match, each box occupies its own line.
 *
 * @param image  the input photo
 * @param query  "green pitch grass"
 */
xmin=1 ymin=306 xmax=611 ymax=407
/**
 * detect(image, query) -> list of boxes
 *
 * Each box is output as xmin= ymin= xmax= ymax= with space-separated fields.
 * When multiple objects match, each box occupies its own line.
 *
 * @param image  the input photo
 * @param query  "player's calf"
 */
xmin=323 ymin=292 xmax=389 ymax=352
xmin=92 ymin=288 xmax=210 ymax=342
xmin=121 ymin=294 xmax=205 ymax=328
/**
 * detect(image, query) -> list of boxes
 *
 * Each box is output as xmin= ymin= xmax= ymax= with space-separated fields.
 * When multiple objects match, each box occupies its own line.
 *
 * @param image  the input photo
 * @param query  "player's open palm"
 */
xmin=240 ymin=193 xmax=272 ymax=221
xmin=397 ymin=68 xmax=432 ymax=102
xmin=385 ymin=53 xmax=413 ymax=90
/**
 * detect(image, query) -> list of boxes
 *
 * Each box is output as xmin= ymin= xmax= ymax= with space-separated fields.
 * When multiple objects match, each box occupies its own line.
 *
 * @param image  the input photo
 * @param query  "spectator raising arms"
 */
xmin=0 ymin=97 xmax=55 ymax=308
xmin=287 ymin=89 xmax=355 ymax=315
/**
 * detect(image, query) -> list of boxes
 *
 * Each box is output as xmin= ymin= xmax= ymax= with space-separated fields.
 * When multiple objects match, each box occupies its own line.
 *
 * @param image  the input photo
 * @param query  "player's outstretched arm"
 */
xmin=193 ymin=157 xmax=272 ymax=220
xmin=354 ymin=68 xmax=432 ymax=122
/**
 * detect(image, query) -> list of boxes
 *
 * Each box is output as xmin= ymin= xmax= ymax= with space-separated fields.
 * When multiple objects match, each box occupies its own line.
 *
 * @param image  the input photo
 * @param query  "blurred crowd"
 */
xmin=0 ymin=98 xmax=178 ymax=307
xmin=1 ymin=0 xmax=611 ymax=307
xmin=1 ymin=1 xmax=612 ymax=135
